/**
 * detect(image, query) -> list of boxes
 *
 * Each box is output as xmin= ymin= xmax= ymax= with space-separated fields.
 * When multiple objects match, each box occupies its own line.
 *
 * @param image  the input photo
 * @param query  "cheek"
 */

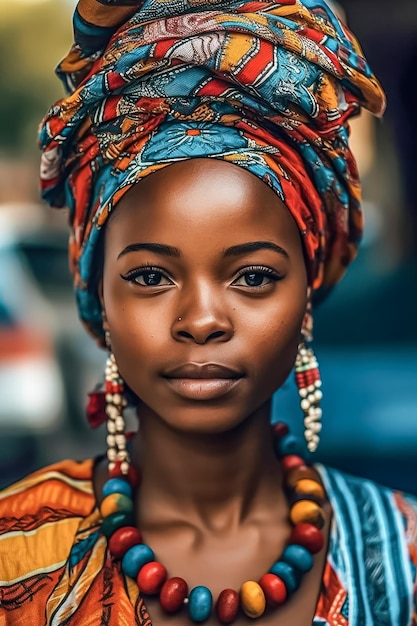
xmin=249 ymin=291 xmax=306 ymax=388
xmin=102 ymin=277 xmax=166 ymax=380
xmin=258 ymin=316 xmax=301 ymax=374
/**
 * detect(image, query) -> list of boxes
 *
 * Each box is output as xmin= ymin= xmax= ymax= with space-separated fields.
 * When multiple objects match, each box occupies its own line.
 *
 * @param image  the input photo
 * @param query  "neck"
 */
xmin=131 ymin=402 xmax=287 ymax=530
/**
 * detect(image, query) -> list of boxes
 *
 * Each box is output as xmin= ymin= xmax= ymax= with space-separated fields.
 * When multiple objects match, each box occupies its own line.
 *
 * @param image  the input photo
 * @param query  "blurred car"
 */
xmin=0 ymin=203 xmax=105 ymax=424
xmin=14 ymin=222 xmax=106 ymax=434
xmin=0 ymin=215 xmax=64 ymax=432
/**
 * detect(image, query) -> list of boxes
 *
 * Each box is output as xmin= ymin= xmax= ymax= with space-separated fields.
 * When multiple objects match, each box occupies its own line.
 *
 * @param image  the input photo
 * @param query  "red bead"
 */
xmin=215 ymin=589 xmax=239 ymax=624
xmin=108 ymin=526 xmax=142 ymax=559
xmin=280 ymin=455 xmax=305 ymax=472
xmin=272 ymin=422 xmax=289 ymax=440
xmin=109 ymin=462 xmax=141 ymax=486
xmin=86 ymin=391 xmax=106 ymax=429
xmin=159 ymin=577 xmax=189 ymax=613
xmin=258 ymin=573 xmax=287 ymax=606
xmin=290 ymin=523 xmax=324 ymax=554
xmin=137 ymin=561 xmax=167 ymax=595
xmin=128 ymin=465 xmax=141 ymax=487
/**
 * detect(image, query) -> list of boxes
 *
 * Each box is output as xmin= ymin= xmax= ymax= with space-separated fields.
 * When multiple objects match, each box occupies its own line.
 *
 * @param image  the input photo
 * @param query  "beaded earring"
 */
xmin=295 ymin=303 xmax=322 ymax=453
xmin=104 ymin=331 xmax=130 ymax=474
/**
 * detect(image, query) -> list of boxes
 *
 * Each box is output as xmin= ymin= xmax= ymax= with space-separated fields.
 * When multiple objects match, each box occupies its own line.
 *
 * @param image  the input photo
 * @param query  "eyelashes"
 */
xmin=120 ymin=265 xmax=283 ymax=289
xmin=120 ymin=266 xmax=173 ymax=287
xmin=231 ymin=265 xmax=282 ymax=288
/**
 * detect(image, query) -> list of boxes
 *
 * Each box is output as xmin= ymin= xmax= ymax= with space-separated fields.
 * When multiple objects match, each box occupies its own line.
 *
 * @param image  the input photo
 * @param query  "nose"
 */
xmin=172 ymin=282 xmax=234 ymax=345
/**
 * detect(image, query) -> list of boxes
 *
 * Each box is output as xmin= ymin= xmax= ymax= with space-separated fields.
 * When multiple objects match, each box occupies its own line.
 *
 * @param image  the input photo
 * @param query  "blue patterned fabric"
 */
xmin=315 ymin=465 xmax=417 ymax=625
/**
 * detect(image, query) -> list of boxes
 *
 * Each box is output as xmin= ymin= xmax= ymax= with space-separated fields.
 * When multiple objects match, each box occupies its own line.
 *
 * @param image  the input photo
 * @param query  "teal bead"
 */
xmin=269 ymin=561 xmax=299 ymax=594
xmin=101 ymin=511 xmax=134 ymax=538
xmin=122 ymin=544 xmax=155 ymax=579
xmin=282 ymin=544 xmax=314 ymax=573
xmin=188 ymin=586 xmax=213 ymax=622
xmin=274 ymin=433 xmax=304 ymax=458
xmin=102 ymin=478 xmax=133 ymax=500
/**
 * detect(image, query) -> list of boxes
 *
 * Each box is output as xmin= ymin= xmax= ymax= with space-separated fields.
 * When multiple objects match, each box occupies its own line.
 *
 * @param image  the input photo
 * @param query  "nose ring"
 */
xmin=178 ymin=317 xmax=182 ymax=321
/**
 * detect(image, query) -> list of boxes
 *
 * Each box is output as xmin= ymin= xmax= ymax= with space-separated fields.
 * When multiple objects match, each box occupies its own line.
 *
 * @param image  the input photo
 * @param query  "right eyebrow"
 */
xmin=117 ymin=243 xmax=181 ymax=260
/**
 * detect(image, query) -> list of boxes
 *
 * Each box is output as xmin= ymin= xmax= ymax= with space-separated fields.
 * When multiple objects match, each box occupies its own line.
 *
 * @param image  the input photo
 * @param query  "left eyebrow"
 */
xmin=224 ymin=241 xmax=289 ymax=259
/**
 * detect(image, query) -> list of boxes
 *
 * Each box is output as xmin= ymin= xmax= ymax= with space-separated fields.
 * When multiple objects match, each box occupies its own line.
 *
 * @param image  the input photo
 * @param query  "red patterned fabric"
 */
xmin=38 ymin=0 xmax=385 ymax=341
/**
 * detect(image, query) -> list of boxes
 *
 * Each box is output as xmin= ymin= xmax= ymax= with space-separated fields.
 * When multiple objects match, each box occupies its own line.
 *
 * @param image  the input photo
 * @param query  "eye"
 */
xmin=120 ymin=267 xmax=173 ymax=287
xmin=232 ymin=266 xmax=281 ymax=289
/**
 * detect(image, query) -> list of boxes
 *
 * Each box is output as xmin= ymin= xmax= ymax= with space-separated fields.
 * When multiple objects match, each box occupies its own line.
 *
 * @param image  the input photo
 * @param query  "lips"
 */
xmin=163 ymin=363 xmax=243 ymax=380
xmin=162 ymin=363 xmax=244 ymax=400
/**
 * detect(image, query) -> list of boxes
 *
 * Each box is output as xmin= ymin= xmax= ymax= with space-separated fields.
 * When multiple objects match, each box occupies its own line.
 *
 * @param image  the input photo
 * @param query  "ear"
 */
xmin=99 ymin=281 xmax=110 ymax=335
xmin=98 ymin=278 xmax=104 ymax=307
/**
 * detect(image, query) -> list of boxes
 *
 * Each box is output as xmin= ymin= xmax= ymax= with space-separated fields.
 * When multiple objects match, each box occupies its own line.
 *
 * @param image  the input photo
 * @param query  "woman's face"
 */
xmin=102 ymin=158 xmax=307 ymax=434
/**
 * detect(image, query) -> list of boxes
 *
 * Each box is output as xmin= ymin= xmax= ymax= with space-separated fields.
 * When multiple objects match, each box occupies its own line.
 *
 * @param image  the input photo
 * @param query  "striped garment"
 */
xmin=0 ymin=459 xmax=416 ymax=625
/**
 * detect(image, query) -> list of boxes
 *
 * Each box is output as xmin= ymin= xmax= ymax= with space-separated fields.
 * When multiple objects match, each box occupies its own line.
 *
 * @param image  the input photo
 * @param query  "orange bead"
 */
xmin=286 ymin=465 xmax=318 ymax=487
xmin=100 ymin=493 xmax=133 ymax=518
xmin=240 ymin=581 xmax=266 ymax=618
xmin=137 ymin=561 xmax=167 ymax=595
xmin=294 ymin=478 xmax=325 ymax=499
xmin=290 ymin=500 xmax=324 ymax=529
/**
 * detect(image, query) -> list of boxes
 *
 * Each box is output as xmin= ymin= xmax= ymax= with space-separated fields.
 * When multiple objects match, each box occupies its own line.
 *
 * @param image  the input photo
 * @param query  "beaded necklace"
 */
xmin=99 ymin=422 xmax=327 ymax=624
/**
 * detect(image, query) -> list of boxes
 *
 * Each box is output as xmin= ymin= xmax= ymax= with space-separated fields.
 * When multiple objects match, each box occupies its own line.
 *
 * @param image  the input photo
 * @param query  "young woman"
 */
xmin=0 ymin=0 xmax=416 ymax=624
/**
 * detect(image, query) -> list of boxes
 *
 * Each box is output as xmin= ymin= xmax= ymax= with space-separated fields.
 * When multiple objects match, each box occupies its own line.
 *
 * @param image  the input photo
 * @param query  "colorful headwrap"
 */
xmin=39 ymin=0 xmax=385 ymax=342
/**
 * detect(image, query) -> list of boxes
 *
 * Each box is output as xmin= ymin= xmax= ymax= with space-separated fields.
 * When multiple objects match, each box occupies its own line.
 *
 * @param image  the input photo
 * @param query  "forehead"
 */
xmin=106 ymin=158 xmax=302 ymax=252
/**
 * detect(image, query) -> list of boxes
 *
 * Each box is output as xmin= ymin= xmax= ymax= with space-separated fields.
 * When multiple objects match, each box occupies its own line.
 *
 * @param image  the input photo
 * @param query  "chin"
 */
xmin=152 ymin=402 xmax=268 ymax=439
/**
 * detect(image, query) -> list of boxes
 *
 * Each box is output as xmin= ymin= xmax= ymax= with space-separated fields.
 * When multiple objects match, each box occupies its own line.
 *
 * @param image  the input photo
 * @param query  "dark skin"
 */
xmin=96 ymin=158 xmax=331 ymax=625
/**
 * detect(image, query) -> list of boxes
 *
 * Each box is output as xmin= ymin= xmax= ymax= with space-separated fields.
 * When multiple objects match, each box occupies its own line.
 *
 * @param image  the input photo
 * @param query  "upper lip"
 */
xmin=163 ymin=363 xmax=243 ymax=379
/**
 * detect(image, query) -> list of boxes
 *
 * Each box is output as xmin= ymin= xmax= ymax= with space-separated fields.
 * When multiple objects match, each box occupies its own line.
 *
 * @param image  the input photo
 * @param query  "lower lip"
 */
xmin=164 ymin=378 xmax=242 ymax=400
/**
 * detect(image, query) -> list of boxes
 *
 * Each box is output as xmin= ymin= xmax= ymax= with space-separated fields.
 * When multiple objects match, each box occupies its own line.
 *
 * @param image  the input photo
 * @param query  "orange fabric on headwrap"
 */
xmin=39 ymin=0 xmax=385 ymax=341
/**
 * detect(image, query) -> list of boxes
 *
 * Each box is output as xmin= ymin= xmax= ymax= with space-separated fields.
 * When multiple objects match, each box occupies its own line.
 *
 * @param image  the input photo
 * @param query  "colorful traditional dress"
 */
xmin=0 ymin=459 xmax=416 ymax=625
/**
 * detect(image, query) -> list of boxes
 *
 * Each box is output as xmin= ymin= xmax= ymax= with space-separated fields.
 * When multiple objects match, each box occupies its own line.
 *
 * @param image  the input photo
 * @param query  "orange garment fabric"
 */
xmin=0 ymin=460 xmax=416 ymax=625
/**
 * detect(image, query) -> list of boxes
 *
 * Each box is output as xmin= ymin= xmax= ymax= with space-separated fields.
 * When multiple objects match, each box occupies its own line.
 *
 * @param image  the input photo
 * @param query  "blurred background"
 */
xmin=0 ymin=0 xmax=416 ymax=492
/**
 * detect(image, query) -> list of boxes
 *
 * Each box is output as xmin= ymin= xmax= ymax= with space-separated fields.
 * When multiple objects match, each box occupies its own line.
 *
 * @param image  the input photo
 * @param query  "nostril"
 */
xmin=178 ymin=331 xmax=194 ymax=339
xmin=208 ymin=331 xmax=225 ymax=341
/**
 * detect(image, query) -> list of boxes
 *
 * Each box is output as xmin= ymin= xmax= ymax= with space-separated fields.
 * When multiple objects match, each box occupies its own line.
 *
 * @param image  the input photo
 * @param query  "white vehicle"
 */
xmin=0 ymin=207 xmax=65 ymax=432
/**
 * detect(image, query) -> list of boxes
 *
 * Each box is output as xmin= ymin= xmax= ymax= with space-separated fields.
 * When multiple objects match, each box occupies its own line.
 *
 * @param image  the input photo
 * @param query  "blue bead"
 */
xmin=102 ymin=478 xmax=133 ymax=500
xmin=121 ymin=544 xmax=154 ymax=579
xmin=269 ymin=561 xmax=300 ymax=593
xmin=274 ymin=433 xmax=304 ymax=458
xmin=282 ymin=544 xmax=314 ymax=573
xmin=188 ymin=586 xmax=213 ymax=622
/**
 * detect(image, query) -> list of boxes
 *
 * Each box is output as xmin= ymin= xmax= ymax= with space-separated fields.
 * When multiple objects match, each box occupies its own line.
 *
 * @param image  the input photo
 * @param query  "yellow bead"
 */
xmin=294 ymin=478 xmax=325 ymax=499
xmin=240 ymin=581 xmax=266 ymax=618
xmin=290 ymin=500 xmax=324 ymax=528
xmin=100 ymin=493 xmax=133 ymax=518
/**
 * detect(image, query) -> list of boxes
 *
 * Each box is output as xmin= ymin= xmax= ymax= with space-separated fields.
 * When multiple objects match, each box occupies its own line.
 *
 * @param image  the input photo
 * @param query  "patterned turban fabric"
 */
xmin=39 ymin=0 xmax=385 ymax=342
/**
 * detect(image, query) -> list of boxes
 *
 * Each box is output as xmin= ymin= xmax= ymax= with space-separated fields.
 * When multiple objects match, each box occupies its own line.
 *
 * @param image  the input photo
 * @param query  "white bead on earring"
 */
xmin=104 ymin=334 xmax=130 ymax=474
xmin=294 ymin=342 xmax=323 ymax=453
